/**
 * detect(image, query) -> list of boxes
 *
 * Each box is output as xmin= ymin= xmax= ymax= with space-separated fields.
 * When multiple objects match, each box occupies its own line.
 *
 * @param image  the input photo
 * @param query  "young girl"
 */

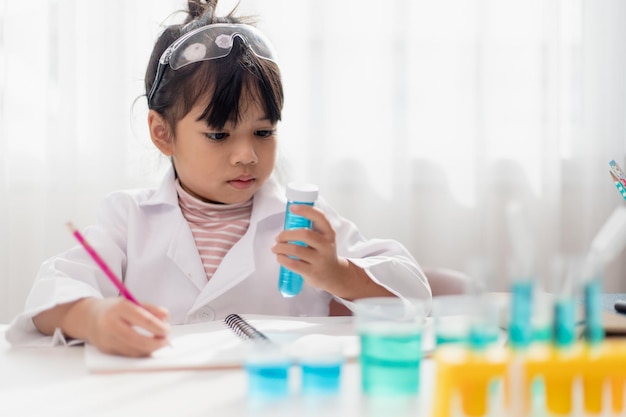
xmin=6 ymin=0 xmax=431 ymax=357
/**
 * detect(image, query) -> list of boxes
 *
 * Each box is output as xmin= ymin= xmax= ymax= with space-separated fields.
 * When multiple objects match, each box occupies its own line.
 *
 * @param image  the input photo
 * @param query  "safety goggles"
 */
xmin=147 ymin=23 xmax=278 ymax=104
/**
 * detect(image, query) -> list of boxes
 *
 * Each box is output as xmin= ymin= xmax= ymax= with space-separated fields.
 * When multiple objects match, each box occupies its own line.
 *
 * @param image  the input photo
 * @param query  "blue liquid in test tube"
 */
xmin=278 ymin=182 xmax=319 ymax=297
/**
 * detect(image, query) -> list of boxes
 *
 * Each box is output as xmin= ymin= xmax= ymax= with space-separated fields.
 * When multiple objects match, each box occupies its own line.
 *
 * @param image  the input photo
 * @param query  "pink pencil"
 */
xmin=66 ymin=222 xmax=141 ymax=306
xmin=67 ymin=222 xmax=171 ymax=346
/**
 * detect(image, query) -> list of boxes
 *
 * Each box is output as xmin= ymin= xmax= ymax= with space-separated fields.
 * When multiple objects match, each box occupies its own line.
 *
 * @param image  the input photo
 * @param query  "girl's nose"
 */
xmin=231 ymin=137 xmax=258 ymax=165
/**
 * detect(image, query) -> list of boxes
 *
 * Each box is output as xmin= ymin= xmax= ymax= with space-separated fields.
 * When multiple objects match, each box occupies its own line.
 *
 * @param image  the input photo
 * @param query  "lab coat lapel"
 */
xmin=195 ymin=228 xmax=256 ymax=305
xmin=140 ymin=167 xmax=208 ymax=292
xmin=166 ymin=220 xmax=208 ymax=292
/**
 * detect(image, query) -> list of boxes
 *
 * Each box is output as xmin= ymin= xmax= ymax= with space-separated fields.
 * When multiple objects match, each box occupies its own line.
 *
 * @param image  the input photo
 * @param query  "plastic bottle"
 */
xmin=278 ymin=182 xmax=319 ymax=297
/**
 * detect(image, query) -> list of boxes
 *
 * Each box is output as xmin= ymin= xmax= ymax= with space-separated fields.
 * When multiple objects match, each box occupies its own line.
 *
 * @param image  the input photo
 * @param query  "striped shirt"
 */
xmin=175 ymin=180 xmax=253 ymax=281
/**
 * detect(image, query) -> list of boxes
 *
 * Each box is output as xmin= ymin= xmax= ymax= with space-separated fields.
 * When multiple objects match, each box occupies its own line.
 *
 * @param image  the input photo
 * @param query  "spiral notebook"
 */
xmin=84 ymin=315 xmax=359 ymax=373
xmin=224 ymin=314 xmax=272 ymax=343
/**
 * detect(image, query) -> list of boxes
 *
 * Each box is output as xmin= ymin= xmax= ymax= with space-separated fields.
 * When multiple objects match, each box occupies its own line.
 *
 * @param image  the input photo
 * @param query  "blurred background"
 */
xmin=1 ymin=0 xmax=626 ymax=324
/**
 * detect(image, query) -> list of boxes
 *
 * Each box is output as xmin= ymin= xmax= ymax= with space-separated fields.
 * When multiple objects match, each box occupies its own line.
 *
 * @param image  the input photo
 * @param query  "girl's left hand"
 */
xmin=271 ymin=204 xmax=348 ymax=293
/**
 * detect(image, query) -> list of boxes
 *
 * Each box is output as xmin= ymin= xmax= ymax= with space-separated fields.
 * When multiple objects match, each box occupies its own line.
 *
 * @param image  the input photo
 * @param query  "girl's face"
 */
xmin=153 ymin=97 xmax=277 ymax=204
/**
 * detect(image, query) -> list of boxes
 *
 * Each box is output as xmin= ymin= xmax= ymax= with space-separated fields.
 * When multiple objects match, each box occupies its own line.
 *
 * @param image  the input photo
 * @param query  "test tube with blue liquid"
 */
xmin=509 ymin=277 xmax=534 ymax=350
xmin=581 ymin=253 xmax=606 ymax=346
xmin=278 ymin=182 xmax=318 ymax=297
xmin=541 ymin=257 xmax=579 ymax=416
xmin=549 ymin=256 xmax=582 ymax=349
xmin=505 ymin=202 xmax=536 ymax=350
xmin=553 ymin=295 xmax=576 ymax=349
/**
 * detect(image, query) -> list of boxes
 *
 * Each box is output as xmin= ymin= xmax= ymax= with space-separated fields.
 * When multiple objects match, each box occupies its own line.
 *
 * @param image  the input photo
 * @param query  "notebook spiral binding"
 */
xmin=224 ymin=314 xmax=270 ymax=342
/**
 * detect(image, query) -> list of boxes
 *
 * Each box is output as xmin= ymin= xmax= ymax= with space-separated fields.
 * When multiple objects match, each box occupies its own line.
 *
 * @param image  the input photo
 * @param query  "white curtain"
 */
xmin=1 ymin=0 xmax=625 ymax=323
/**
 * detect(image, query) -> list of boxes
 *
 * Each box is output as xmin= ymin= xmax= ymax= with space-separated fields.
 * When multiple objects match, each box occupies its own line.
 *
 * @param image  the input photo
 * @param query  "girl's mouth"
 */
xmin=228 ymin=177 xmax=255 ymax=190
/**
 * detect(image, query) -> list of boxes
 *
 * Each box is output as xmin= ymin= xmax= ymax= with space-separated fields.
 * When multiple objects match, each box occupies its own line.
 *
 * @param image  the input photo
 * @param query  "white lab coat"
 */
xmin=6 ymin=167 xmax=431 ymax=346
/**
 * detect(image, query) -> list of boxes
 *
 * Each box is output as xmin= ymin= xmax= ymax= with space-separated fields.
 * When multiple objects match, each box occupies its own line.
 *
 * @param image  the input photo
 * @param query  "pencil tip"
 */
xmin=66 ymin=222 xmax=76 ymax=232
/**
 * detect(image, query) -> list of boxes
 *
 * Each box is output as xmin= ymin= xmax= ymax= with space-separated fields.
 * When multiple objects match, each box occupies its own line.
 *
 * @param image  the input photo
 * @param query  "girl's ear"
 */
xmin=148 ymin=110 xmax=174 ymax=155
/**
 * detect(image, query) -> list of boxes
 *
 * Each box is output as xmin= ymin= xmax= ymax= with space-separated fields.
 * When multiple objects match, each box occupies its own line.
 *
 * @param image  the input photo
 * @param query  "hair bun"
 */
xmin=187 ymin=0 xmax=217 ymax=20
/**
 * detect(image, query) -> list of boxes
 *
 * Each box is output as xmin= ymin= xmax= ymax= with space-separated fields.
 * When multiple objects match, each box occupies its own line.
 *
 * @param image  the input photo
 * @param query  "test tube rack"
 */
xmin=432 ymin=340 xmax=626 ymax=417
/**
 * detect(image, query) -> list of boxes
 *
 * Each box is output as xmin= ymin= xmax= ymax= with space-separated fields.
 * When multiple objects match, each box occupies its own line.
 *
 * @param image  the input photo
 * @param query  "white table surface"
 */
xmin=0 ymin=324 xmax=436 ymax=417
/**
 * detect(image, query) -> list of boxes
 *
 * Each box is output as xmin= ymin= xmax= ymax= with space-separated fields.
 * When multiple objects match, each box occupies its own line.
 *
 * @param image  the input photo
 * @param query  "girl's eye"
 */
xmin=205 ymin=132 xmax=228 ymax=141
xmin=256 ymin=130 xmax=276 ymax=138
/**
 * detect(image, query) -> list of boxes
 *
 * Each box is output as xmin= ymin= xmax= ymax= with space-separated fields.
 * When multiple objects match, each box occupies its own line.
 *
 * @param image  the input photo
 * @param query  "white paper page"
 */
xmin=84 ymin=316 xmax=360 ymax=373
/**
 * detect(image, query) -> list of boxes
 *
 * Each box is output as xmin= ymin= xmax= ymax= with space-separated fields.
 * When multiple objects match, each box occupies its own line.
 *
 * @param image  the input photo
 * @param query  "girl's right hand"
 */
xmin=73 ymin=297 xmax=171 ymax=357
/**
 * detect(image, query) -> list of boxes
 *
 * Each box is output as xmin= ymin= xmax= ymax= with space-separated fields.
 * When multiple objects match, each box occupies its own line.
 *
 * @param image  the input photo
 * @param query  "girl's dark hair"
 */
xmin=145 ymin=0 xmax=283 ymax=132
